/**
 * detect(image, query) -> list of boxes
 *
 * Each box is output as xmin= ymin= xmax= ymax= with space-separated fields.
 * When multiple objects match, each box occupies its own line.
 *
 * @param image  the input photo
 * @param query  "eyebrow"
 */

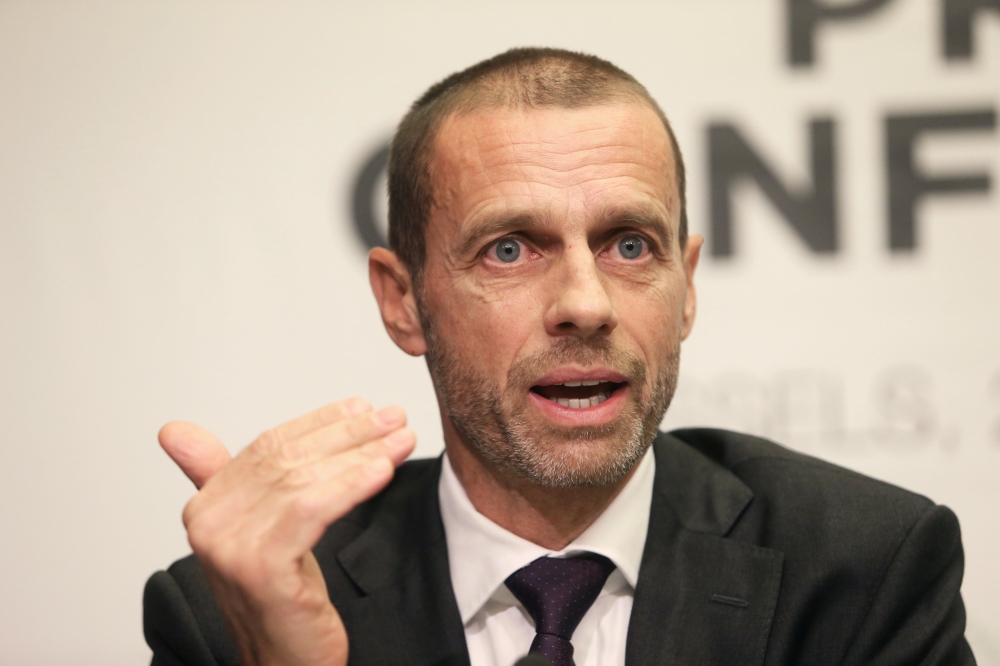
xmin=454 ymin=213 xmax=549 ymax=258
xmin=594 ymin=203 xmax=674 ymax=251
xmin=453 ymin=202 xmax=674 ymax=258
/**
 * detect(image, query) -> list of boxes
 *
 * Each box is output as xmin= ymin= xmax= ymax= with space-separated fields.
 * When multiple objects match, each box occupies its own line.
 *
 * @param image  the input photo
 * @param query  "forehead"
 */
xmin=427 ymin=102 xmax=678 ymax=230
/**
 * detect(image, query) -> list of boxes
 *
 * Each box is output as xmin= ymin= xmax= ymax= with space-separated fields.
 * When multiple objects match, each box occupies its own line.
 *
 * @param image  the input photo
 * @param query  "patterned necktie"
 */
xmin=504 ymin=554 xmax=617 ymax=666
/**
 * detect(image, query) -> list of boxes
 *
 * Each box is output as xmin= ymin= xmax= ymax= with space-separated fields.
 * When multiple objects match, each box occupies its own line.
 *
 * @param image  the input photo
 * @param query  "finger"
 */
xmin=263 ymin=405 xmax=407 ymax=469
xmin=379 ymin=427 xmax=416 ymax=466
xmin=188 ymin=414 xmax=410 ymax=528
xmin=184 ymin=427 xmax=416 ymax=540
xmin=288 ymin=405 xmax=407 ymax=461
xmin=280 ymin=428 xmax=417 ymax=489
xmin=160 ymin=421 xmax=232 ymax=489
xmin=268 ymin=398 xmax=372 ymax=446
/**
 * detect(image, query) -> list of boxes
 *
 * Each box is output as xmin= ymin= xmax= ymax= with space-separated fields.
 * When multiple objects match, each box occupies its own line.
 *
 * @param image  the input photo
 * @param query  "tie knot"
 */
xmin=505 ymin=554 xmax=616 ymax=641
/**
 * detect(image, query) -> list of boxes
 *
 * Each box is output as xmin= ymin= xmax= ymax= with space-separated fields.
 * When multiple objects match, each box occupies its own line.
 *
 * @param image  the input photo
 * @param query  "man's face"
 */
xmin=418 ymin=102 xmax=701 ymax=487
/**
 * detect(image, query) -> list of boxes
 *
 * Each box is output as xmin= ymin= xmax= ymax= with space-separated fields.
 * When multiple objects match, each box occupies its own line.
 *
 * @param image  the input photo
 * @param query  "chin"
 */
xmin=491 ymin=421 xmax=654 ymax=488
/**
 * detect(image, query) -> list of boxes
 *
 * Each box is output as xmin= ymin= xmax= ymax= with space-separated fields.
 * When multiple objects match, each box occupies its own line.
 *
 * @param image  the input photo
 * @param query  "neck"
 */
xmin=442 ymin=420 xmax=638 ymax=551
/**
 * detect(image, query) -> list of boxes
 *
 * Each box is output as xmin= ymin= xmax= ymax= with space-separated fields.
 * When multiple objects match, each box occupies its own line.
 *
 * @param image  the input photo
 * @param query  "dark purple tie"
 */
xmin=505 ymin=554 xmax=616 ymax=666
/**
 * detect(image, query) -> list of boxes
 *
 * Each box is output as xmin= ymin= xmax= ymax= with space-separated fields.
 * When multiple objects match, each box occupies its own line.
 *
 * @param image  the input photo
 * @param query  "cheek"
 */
xmin=428 ymin=278 xmax=544 ymax=365
xmin=610 ymin=274 xmax=687 ymax=357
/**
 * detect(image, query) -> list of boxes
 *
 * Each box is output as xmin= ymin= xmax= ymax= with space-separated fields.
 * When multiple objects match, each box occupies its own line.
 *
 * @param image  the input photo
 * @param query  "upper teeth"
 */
xmin=561 ymin=380 xmax=602 ymax=387
xmin=555 ymin=395 xmax=609 ymax=409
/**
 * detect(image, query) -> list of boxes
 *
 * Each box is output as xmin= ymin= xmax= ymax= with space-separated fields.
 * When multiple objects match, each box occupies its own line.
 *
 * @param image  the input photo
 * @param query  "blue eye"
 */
xmin=618 ymin=235 xmax=643 ymax=259
xmin=494 ymin=238 xmax=521 ymax=263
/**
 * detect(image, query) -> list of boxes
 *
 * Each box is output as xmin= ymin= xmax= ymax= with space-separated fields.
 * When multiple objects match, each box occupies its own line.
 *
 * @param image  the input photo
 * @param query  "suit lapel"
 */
xmin=335 ymin=458 xmax=470 ymax=666
xmin=626 ymin=433 xmax=784 ymax=666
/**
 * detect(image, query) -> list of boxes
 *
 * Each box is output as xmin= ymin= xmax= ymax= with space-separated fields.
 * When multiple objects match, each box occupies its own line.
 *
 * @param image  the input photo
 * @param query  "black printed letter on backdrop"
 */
xmin=788 ymin=0 xmax=895 ymax=66
xmin=352 ymin=143 xmax=390 ymax=250
xmin=708 ymin=118 xmax=837 ymax=257
xmin=943 ymin=0 xmax=1000 ymax=59
xmin=885 ymin=109 xmax=996 ymax=251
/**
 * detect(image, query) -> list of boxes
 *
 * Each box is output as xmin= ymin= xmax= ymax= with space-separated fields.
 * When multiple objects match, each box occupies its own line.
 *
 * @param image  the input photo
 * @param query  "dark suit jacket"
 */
xmin=144 ymin=429 xmax=976 ymax=665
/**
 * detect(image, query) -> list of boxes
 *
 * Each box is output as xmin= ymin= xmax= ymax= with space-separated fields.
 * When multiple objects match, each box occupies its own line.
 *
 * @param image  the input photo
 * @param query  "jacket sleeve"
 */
xmin=841 ymin=504 xmax=976 ymax=665
xmin=143 ymin=569 xmax=223 ymax=666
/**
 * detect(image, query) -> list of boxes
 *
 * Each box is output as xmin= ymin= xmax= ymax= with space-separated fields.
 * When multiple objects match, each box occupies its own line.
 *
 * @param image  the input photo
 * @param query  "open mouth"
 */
xmin=530 ymin=380 xmax=626 ymax=409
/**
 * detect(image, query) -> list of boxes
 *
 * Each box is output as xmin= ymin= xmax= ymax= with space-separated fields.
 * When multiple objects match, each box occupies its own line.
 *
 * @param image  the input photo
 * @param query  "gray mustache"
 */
xmin=506 ymin=337 xmax=647 ymax=389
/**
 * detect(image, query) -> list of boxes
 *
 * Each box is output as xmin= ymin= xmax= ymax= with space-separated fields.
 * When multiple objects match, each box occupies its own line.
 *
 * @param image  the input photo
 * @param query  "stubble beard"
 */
xmin=423 ymin=317 xmax=681 ymax=488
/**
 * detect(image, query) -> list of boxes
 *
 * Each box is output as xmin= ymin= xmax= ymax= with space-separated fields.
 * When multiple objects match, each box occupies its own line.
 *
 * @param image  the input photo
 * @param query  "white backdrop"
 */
xmin=1 ymin=1 xmax=998 ymax=664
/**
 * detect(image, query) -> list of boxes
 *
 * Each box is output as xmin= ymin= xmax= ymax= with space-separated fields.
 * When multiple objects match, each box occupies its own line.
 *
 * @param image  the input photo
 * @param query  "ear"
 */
xmin=369 ymin=248 xmax=428 ymax=356
xmin=680 ymin=234 xmax=703 ymax=341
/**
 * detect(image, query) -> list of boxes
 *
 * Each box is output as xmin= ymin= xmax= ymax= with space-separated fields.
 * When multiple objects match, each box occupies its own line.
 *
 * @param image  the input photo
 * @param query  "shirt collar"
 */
xmin=438 ymin=447 xmax=655 ymax=625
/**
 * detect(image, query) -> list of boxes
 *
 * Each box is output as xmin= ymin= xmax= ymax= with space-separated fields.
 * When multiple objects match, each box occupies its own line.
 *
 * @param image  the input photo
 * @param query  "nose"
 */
xmin=544 ymin=246 xmax=619 ymax=340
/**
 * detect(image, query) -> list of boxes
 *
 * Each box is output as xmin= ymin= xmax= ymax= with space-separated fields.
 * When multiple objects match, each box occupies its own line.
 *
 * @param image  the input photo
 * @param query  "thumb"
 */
xmin=159 ymin=421 xmax=232 ymax=489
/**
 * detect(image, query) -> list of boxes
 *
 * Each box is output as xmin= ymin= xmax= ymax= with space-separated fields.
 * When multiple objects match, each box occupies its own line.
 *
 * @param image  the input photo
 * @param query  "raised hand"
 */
xmin=159 ymin=398 xmax=416 ymax=666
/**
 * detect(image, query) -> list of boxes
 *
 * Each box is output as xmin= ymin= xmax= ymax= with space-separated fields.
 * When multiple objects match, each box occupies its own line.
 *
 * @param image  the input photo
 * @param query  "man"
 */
xmin=144 ymin=48 xmax=974 ymax=666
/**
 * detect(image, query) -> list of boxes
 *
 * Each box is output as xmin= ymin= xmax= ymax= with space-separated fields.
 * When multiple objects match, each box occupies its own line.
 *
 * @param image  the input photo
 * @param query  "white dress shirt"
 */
xmin=438 ymin=449 xmax=655 ymax=666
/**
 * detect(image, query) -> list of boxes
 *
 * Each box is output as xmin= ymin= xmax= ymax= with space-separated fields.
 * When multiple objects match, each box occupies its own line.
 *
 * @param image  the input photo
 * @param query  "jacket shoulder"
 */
xmin=664 ymin=428 xmax=971 ymax=665
xmin=144 ymin=557 xmax=237 ymax=666
xmin=662 ymin=427 xmax=943 ymax=587
xmin=666 ymin=427 xmax=935 ymax=522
